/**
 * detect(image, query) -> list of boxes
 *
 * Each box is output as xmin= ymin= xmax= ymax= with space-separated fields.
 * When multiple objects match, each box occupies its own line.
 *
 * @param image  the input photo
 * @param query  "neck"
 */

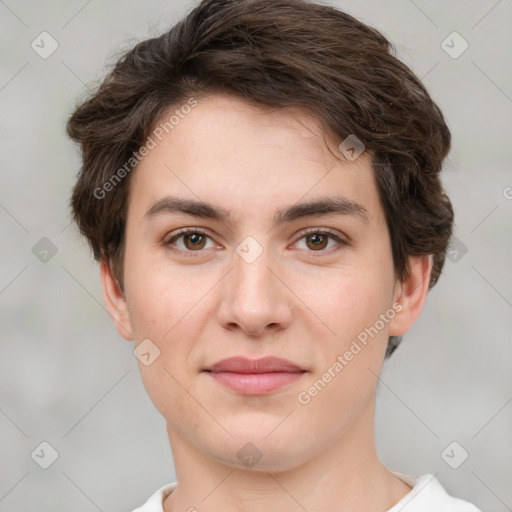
xmin=163 ymin=400 xmax=411 ymax=512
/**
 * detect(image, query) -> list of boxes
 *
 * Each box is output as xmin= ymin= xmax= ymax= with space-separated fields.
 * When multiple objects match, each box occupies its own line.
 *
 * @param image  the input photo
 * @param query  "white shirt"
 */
xmin=131 ymin=472 xmax=482 ymax=512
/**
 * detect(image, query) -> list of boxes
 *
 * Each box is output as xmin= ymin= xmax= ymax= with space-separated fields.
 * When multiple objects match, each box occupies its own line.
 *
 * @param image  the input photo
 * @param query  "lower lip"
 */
xmin=205 ymin=371 xmax=305 ymax=394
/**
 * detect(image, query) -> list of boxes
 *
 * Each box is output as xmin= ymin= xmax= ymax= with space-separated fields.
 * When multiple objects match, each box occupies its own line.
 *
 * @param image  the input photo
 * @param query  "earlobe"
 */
xmin=99 ymin=258 xmax=134 ymax=341
xmin=389 ymin=255 xmax=433 ymax=337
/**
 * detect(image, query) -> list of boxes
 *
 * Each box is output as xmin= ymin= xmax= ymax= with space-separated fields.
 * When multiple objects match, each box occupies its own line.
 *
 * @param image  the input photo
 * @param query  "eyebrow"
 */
xmin=144 ymin=195 xmax=369 ymax=225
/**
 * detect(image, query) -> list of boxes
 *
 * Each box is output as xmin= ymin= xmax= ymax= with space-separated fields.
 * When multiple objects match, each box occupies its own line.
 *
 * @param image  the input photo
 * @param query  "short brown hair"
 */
xmin=67 ymin=0 xmax=453 ymax=357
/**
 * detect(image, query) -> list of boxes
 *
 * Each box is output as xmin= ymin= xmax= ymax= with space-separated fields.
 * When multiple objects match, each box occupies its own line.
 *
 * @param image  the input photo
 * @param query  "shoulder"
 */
xmin=130 ymin=482 xmax=178 ymax=512
xmin=388 ymin=473 xmax=481 ymax=512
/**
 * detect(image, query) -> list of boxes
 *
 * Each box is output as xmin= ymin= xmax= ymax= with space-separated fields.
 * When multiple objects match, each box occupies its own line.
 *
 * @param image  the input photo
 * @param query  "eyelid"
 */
xmin=165 ymin=226 xmax=209 ymax=240
xmin=296 ymin=226 xmax=344 ymax=239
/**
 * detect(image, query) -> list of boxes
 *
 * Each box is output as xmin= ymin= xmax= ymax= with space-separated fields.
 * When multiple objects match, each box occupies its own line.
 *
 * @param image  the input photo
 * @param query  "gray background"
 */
xmin=1 ymin=0 xmax=511 ymax=510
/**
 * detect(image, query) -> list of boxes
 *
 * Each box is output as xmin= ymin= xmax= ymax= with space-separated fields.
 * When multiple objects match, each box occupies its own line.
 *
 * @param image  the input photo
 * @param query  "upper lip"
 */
xmin=204 ymin=356 xmax=306 ymax=374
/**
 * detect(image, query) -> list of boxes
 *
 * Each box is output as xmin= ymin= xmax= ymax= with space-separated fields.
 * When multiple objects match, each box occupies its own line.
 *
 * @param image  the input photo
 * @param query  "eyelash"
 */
xmin=163 ymin=227 xmax=349 ymax=258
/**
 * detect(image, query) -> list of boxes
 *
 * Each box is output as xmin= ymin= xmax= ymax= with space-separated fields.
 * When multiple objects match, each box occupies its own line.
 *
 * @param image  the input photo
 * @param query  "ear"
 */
xmin=99 ymin=258 xmax=134 ymax=340
xmin=388 ymin=254 xmax=433 ymax=337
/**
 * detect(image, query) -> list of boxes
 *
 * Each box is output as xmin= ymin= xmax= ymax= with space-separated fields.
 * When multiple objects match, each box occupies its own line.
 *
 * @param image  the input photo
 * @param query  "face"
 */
xmin=101 ymin=93 xmax=430 ymax=472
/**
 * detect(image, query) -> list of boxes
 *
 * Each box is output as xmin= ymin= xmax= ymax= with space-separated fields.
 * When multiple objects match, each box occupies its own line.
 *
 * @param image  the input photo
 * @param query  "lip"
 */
xmin=205 ymin=356 xmax=305 ymax=373
xmin=203 ymin=356 xmax=307 ymax=395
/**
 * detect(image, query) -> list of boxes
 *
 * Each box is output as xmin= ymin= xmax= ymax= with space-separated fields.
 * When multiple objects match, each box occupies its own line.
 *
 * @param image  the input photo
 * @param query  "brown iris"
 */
xmin=305 ymin=233 xmax=328 ymax=250
xmin=183 ymin=232 xmax=207 ymax=250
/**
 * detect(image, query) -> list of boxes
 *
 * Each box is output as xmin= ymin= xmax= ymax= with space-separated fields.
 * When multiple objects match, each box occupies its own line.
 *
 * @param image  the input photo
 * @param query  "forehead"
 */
xmin=129 ymin=93 xmax=381 ymax=222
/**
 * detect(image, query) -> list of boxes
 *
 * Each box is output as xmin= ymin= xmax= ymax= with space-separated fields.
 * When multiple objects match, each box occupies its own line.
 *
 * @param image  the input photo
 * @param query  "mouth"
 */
xmin=202 ymin=356 xmax=307 ymax=395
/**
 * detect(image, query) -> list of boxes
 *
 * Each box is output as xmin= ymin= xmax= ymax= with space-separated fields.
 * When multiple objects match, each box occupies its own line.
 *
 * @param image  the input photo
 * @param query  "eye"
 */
xmin=165 ymin=228 xmax=217 ymax=253
xmin=293 ymin=229 xmax=347 ymax=252
xmin=163 ymin=227 xmax=348 ymax=257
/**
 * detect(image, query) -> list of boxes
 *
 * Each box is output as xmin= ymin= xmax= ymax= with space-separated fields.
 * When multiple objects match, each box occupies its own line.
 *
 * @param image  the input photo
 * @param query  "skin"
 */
xmin=100 ymin=93 xmax=433 ymax=512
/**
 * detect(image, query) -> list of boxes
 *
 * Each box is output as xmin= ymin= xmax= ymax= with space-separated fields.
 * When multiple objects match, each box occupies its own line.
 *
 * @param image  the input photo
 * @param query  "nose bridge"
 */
xmin=232 ymin=243 xmax=278 ymax=307
xmin=217 ymin=240 xmax=292 ymax=334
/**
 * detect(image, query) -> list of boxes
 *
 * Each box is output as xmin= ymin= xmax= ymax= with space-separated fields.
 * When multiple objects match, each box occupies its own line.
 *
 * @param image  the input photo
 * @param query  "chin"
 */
xmin=209 ymin=435 xmax=308 ymax=474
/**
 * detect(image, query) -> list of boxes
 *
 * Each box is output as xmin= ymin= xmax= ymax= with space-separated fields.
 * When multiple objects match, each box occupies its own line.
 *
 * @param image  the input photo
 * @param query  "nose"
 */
xmin=216 ymin=245 xmax=293 ymax=337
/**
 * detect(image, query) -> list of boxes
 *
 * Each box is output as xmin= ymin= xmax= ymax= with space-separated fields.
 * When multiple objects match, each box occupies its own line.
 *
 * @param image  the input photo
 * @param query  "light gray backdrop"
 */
xmin=1 ymin=0 xmax=511 ymax=510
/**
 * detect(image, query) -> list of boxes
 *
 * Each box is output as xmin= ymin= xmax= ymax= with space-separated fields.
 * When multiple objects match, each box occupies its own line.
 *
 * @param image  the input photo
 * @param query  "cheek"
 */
xmin=289 ymin=260 xmax=394 ymax=344
xmin=294 ymin=271 xmax=391 ymax=429
xmin=123 ymin=254 xmax=216 ymax=402
xmin=137 ymin=362 xmax=205 ymax=444
xmin=124 ymin=246 xmax=210 ymax=339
